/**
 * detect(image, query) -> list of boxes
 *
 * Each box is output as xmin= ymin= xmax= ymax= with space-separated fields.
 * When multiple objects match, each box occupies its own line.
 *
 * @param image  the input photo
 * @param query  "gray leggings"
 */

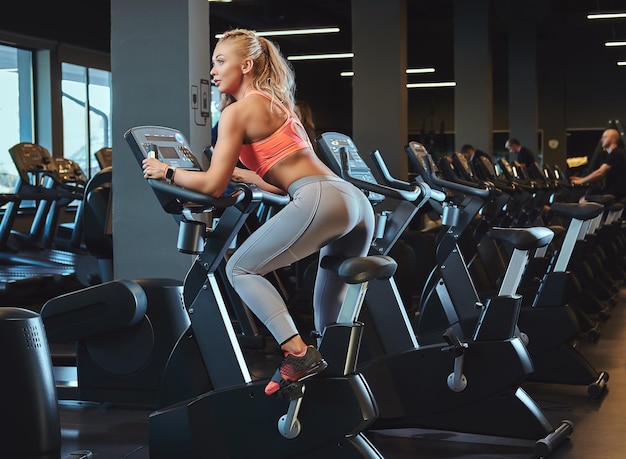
xmin=225 ymin=175 xmax=375 ymax=345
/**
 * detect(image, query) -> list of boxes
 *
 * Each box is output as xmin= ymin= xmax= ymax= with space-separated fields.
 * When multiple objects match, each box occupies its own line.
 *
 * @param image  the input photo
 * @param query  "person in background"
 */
xmin=505 ymin=137 xmax=536 ymax=168
xmin=142 ymin=28 xmax=375 ymax=397
xmin=570 ymin=128 xmax=626 ymax=203
xmin=460 ymin=144 xmax=491 ymax=166
xmin=458 ymin=144 xmax=492 ymax=179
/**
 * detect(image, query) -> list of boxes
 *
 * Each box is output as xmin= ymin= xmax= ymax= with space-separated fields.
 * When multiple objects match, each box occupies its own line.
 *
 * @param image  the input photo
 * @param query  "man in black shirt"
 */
xmin=461 ymin=144 xmax=491 ymax=165
xmin=570 ymin=128 xmax=626 ymax=203
xmin=460 ymin=144 xmax=492 ymax=177
xmin=505 ymin=137 xmax=536 ymax=169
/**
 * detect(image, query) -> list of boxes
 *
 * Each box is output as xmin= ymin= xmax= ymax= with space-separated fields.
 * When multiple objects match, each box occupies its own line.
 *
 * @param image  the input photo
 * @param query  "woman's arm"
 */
xmin=231 ymin=166 xmax=286 ymax=194
xmin=142 ymin=104 xmax=245 ymax=197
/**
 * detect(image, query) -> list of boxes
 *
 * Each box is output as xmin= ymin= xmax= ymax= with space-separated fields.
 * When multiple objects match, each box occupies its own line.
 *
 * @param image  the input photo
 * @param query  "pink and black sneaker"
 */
xmin=264 ymin=346 xmax=328 ymax=396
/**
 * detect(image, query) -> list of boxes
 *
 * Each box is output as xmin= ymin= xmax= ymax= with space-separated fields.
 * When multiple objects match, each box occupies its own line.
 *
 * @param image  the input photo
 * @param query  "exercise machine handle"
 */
xmin=423 ymin=154 xmax=492 ymax=199
xmin=370 ymin=150 xmax=447 ymax=203
xmin=340 ymin=147 xmax=423 ymax=202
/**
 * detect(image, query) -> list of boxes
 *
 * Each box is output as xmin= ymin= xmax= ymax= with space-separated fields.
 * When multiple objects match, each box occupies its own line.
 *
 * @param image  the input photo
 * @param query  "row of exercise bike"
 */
xmin=5 ymin=125 xmax=624 ymax=458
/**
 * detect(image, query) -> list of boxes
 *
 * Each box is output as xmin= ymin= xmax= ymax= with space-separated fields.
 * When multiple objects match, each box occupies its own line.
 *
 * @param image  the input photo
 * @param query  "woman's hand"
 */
xmin=231 ymin=166 xmax=286 ymax=195
xmin=142 ymin=157 xmax=168 ymax=180
xmin=231 ymin=166 xmax=257 ymax=184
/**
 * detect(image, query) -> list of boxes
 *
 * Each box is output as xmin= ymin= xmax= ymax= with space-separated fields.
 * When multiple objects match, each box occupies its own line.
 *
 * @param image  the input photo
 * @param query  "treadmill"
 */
xmin=95 ymin=147 xmax=112 ymax=170
xmin=0 ymin=142 xmax=97 ymax=300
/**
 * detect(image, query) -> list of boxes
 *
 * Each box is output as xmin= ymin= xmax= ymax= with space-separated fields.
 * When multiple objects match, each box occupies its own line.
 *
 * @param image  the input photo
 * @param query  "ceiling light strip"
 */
xmin=406 ymin=68 xmax=435 ymax=74
xmin=341 ymin=68 xmax=435 ymax=77
xmin=407 ymin=82 xmax=456 ymax=88
xmin=587 ymin=12 xmax=626 ymax=19
xmin=288 ymin=52 xmax=354 ymax=61
xmin=606 ymin=41 xmax=626 ymax=47
xmin=215 ymin=27 xmax=340 ymax=39
xmin=618 ymin=61 xmax=626 ymax=66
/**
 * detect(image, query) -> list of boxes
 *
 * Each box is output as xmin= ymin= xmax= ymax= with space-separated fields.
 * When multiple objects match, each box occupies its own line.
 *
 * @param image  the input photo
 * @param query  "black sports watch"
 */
xmin=165 ymin=166 xmax=176 ymax=184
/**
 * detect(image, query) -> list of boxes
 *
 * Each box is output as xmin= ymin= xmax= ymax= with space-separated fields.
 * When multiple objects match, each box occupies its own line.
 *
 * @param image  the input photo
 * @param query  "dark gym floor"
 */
xmin=49 ymin=286 xmax=626 ymax=459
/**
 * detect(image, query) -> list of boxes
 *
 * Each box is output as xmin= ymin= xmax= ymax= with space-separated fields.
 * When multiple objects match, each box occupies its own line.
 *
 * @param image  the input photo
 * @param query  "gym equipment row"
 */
xmin=2 ymin=127 xmax=586 ymax=458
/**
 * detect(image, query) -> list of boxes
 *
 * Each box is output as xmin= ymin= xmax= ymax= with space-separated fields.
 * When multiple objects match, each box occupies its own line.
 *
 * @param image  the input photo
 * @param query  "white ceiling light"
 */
xmin=587 ymin=12 xmax=626 ymax=19
xmin=406 ymin=68 xmax=435 ymax=74
xmin=340 ymin=68 xmax=435 ymax=77
xmin=618 ymin=61 xmax=626 ymax=66
xmin=215 ymin=27 xmax=340 ymax=39
xmin=606 ymin=41 xmax=626 ymax=46
xmin=288 ymin=52 xmax=354 ymax=61
xmin=407 ymin=82 xmax=456 ymax=88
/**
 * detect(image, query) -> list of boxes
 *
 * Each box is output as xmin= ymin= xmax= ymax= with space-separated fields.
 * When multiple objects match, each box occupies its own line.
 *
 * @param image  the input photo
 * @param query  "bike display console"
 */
xmin=316 ymin=131 xmax=385 ymax=204
xmin=124 ymin=125 xmax=202 ymax=171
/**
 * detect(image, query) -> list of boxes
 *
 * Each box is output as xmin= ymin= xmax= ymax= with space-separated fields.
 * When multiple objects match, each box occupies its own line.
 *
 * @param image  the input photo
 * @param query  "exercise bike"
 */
xmin=121 ymin=126 xmax=397 ymax=458
xmin=42 ymin=126 xmax=399 ymax=457
xmin=315 ymin=132 xmax=573 ymax=457
xmin=405 ymin=142 xmax=608 ymax=399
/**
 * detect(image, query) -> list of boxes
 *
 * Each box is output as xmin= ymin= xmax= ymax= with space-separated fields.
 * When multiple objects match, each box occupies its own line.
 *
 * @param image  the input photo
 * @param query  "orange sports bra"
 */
xmin=239 ymin=90 xmax=313 ymax=177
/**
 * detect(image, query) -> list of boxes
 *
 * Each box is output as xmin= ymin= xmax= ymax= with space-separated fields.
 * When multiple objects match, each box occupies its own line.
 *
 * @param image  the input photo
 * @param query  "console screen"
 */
xmin=159 ymin=146 xmax=179 ymax=159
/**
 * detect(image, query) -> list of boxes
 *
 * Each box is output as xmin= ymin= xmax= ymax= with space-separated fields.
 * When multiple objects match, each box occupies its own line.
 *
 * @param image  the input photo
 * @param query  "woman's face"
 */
xmin=210 ymin=41 xmax=243 ymax=95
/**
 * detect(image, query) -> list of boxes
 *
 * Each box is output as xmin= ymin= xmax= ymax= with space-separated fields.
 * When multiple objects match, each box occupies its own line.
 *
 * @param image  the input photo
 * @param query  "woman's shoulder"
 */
xmin=218 ymin=99 xmax=250 ymax=127
xmin=231 ymin=90 xmax=270 ymax=110
xmin=240 ymin=91 xmax=289 ymax=119
xmin=222 ymin=96 xmax=258 ymax=115
xmin=219 ymin=93 xmax=272 ymax=129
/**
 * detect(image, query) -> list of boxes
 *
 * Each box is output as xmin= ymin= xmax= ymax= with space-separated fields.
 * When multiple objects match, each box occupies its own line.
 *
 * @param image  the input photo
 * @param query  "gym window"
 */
xmin=61 ymin=63 xmax=112 ymax=179
xmin=0 ymin=38 xmax=111 ymax=209
xmin=0 ymin=43 xmax=34 ymax=195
